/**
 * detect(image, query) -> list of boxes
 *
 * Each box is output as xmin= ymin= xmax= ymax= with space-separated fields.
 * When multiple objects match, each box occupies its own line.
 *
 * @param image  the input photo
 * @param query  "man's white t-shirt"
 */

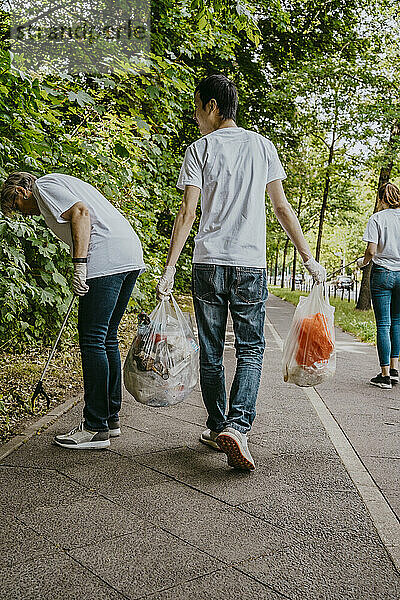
xmin=176 ymin=126 xmax=286 ymax=267
xmin=363 ymin=208 xmax=400 ymax=271
xmin=33 ymin=173 xmax=145 ymax=279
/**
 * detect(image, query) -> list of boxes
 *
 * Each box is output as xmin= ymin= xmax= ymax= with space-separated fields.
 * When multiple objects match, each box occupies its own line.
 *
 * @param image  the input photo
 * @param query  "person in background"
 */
xmin=1 ymin=172 xmax=145 ymax=448
xmin=156 ymin=74 xmax=326 ymax=471
xmin=357 ymin=182 xmax=400 ymax=389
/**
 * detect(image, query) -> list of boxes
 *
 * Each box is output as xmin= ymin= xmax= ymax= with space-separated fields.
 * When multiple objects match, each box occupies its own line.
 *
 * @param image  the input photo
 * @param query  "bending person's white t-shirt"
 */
xmin=177 ymin=127 xmax=286 ymax=267
xmin=363 ymin=208 xmax=400 ymax=271
xmin=33 ymin=173 xmax=145 ymax=279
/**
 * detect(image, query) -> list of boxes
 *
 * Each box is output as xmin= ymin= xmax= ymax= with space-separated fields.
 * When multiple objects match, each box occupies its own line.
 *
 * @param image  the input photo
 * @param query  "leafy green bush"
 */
xmin=0 ymin=217 xmax=74 ymax=350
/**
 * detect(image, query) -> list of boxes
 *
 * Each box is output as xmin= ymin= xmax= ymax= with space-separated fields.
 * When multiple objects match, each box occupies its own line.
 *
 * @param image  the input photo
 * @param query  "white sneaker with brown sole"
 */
xmin=216 ymin=427 xmax=255 ymax=470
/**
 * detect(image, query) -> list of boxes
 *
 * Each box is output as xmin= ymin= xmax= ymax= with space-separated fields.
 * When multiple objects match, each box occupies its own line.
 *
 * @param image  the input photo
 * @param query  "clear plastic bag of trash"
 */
xmin=123 ymin=295 xmax=199 ymax=407
xmin=282 ymin=284 xmax=335 ymax=387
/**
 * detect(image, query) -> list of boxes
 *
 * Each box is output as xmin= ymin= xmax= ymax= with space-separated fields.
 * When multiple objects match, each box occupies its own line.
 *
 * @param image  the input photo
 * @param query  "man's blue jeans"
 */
xmin=78 ymin=270 xmax=140 ymax=431
xmin=192 ymin=264 xmax=268 ymax=434
xmin=370 ymin=264 xmax=400 ymax=366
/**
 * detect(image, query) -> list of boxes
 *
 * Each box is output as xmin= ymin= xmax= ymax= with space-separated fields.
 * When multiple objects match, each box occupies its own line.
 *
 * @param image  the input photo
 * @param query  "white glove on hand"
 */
xmin=303 ymin=257 xmax=327 ymax=284
xmin=357 ymin=257 xmax=368 ymax=269
xmin=72 ymin=263 xmax=89 ymax=296
xmin=156 ymin=265 xmax=176 ymax=300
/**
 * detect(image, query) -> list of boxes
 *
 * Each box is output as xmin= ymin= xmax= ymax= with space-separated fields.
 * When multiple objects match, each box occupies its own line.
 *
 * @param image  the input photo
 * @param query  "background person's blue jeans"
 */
xmin=78 ymin=270 xmax=140 ymax=431
xmin=192 ymin=264 xmax=268 ymax=434
xmin=370 ymin=264 xmax=400 ymax=367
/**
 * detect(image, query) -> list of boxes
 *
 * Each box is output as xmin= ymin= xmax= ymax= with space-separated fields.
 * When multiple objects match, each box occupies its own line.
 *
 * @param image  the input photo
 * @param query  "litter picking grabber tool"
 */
xmin=30 ymin=296 xmax=76 ymax=412
xmin=325 ymin=257 xmax=364 ymax=283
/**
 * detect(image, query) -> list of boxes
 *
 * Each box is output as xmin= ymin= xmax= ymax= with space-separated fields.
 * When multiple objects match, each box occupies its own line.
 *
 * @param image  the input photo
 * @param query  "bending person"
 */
xmin=358 ymin=182 xmax=400 ymax=389
xmin=156 ymin=74 xmax=326 ymax=471
xmin=1 ymin=172 xmax=145 ymax=449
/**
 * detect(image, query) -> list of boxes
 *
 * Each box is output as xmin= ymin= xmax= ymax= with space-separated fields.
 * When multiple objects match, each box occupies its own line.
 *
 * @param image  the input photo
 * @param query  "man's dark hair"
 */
xmin=194 ymin=74 xmax=238 ymax=121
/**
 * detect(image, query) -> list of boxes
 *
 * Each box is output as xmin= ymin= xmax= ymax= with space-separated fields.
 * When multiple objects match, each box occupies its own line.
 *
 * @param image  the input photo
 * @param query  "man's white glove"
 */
xmin=72 ymin=263 xmax=89 ymax=296
xmin=156 ymin=265 xmax=176 ymax=300
xmin=357 ymin=257 xmax=368 ymax=269
xmin=303 ymin=257 xmax=327 ymax=284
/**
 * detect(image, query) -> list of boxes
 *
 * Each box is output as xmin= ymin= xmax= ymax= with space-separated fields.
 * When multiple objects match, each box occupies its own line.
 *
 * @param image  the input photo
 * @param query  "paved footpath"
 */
xmin=1 ymin=294 xmax=399 ymax=600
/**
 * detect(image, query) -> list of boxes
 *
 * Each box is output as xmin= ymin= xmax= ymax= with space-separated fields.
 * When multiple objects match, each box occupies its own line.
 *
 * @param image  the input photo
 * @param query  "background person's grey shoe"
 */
xmin=109 ymin=419 xmax=121 ymax=437
xmin=54 ymin=422 xmax=110 ymax=449
xmin=216 ymin=427 xmax=255 ymax=470
xmin=200 ymin=429 xmax=222 ymax=451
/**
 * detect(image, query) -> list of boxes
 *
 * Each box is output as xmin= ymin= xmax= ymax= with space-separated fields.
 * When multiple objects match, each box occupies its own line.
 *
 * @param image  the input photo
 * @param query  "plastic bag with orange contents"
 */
xmin=282 ymin=284 xmax=336 ymax=387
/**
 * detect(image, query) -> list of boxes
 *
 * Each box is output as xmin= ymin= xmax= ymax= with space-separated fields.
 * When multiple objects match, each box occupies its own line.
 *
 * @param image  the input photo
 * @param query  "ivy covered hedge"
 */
xmin=0 ymin=45 xmax=197 ymax=349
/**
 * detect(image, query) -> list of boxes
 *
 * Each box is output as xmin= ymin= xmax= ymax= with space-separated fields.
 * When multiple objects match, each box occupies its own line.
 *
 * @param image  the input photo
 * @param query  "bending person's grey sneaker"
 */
xmin=200 ymin=429 xmax=222 ymax=451
xmin=216 ymin=427 xmax=255 ymax=470
xmin=109 ymin=419 xmax=121 ymax=437
xmin=54 ymin=422 xmax=110 ymax=449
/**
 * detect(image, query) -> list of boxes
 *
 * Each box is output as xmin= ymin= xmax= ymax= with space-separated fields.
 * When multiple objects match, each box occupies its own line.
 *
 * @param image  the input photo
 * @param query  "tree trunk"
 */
xmin=356 ymin=121 xmax=400 ymax=310
xmin=273 ymin=244 xmax=279 ymax=285
xmin=356 ymin=262 xmax=373 ymax=310
xmin=291 ymin=193 xmax=303 ymax=290
xmin=291 ymin=248 xmax=297 ymax=291
xmin=280 ymin=237 xmax=290 ymax=288
xmin=315 ymin=133 xmax=336 ymax=262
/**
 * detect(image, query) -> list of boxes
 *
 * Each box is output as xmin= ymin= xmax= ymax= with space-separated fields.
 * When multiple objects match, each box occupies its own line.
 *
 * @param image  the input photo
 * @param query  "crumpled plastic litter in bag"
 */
xmin=123 ymin=295 xmax=199 ymax=407
xmin=282 ymin=284 xmax=336 ymax=387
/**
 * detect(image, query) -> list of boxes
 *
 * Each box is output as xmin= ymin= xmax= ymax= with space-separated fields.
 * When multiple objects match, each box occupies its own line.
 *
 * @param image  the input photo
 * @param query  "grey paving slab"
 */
xmin=107 ymin=479 xmax=300 ymax=562
xmin=144 ymin=568 xmax=283 ymax=600
xmin=17 ymin=494 xmax=139 ymax=550
xmin=181 ymin=393 xmax=207 ymax=409
xmin=361 ymin=456 xmax=400 ymax=490
xmin=320 ymin=396 xmax=400 ymax=418
xmin=118 ymin=406 xmax=207 ymax=446
xmin=153 ymin=400 xmax=208 ymax=427
xmin=59 ymin=452 xmax=169 ymax=495
xmin=1 ymin=552 xmax=125 ymax=600
xmin=231 ymin=444 xmax=355 ymax=491
xmin=251 ymin=408 xmax=330 ymax=435
xmin=0 ymin=515 xmax=58 ymax=568
xmin=69 ymin=525 xmax=225 ymax=599
xmin=0 ymin=465 xmax=89 ymax=516
xmin=386 ymin=492 xmax=400 ymax=514
xmin=327 ymin=416 xmax=399 ymax=457
xmin=109 ymin=425 xmax=185 ymax=457
xmin=236 ymin=539 xmax=400 ymax=600
xmin=133 ymin=446 xmax=280 ymax=505
xmin=237 ymin=484 xmax=388 ymax=545
xmin=250 ymin=426 xmax=338 ymax=457
xmin=134 ymin=445 xmax=355 ymax=508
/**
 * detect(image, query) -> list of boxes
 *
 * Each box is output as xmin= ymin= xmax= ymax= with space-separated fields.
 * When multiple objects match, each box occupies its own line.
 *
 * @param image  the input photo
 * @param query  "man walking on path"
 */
xmin=157 ymin=74 xmax=326 ymax=470
xmin=1 ymin=172 xmax=145 ymax=449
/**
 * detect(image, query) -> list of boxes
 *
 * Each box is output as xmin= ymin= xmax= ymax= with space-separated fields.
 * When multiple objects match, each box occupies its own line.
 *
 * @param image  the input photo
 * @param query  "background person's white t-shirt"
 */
xmin=362 ymin=208 xmax=400 ymax=271
xmin=33 ymin=173 xmax=145 ymax=279
xmin=177 ymin=127 xmax=287 ymax=267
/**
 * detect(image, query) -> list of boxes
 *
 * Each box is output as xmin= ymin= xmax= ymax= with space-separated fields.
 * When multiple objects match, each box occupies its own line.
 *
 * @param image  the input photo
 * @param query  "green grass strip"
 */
xmin=269 ymin=286 xmax=376 ymax=345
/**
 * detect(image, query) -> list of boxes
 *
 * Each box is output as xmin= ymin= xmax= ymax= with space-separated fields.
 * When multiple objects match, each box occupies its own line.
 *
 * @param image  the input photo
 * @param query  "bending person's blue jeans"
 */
xmin=370 ymin=264 xmax=400 ymax=367
xmin=78 ymin=270 xmax=140 ymax=431
xmin=192 ymin=264 xmax=268 ymax=434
